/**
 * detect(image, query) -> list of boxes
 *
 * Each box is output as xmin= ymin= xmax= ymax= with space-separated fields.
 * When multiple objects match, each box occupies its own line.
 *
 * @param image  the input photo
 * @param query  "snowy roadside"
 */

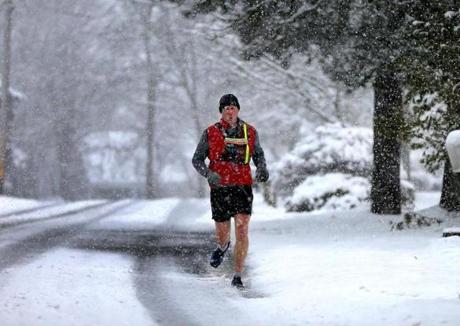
xmin=0 ymin=191 xmax=459 ymax=325
xmin=245 ymin=191 xmax=460 ymax=325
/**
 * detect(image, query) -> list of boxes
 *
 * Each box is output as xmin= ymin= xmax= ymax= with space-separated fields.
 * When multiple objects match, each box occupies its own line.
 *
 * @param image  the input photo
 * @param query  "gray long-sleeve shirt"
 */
xmin=192 ymin=121 xmax=267 ymax=178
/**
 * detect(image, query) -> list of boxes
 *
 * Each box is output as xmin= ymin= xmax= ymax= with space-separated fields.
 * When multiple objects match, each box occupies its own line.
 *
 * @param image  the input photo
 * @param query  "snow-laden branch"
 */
xmin=280 ymin=0 xmax=323 ymax=24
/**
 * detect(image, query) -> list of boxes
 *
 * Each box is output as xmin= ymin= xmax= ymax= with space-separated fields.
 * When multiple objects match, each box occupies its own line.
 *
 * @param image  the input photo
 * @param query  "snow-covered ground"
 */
xmin=0 ymin=196 xmax=55 ymax=215
xmin=0 ymin=191 xmax=459 ymax=325
xmin=414 ymin=191 xmax=441 ymax=210
xmin=0 ymin=249 xmax=153 ymax=326
xmin=246 ymin=192 xmax=460 ymax=325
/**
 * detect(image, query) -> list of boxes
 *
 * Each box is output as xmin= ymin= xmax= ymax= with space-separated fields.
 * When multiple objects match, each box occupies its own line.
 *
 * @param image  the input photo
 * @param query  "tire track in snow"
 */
xmin=0 ymin=200 xmax=135 ymax=272
xmin=0 ymin=201 xmax=109 ymax=229
xmin=0 ymin=202 xmax=61 ymax=218
xmin=61 ymin=199 xmax=263 ymax=325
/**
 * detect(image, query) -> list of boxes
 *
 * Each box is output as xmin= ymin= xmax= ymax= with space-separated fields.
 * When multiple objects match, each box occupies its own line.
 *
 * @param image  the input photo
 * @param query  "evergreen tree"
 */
xmin=401 ymin=1 xmax=460 ymax=210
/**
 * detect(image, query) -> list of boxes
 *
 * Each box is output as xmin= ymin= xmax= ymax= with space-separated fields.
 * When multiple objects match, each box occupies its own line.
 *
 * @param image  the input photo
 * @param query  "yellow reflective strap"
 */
xmin=243 ymin=123 xmax=249 ymax=164
xmin=225 ymin=137 xmax=247 ymax=145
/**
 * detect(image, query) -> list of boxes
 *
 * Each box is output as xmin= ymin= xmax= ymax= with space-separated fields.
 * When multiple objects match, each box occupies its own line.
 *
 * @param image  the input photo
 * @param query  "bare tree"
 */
xmin=10 ymin=0 xmax=109 ymax=198
xmin=0 ymin=0 xmax=14 ymax=194
xmin=124 ymin=0 xmax=168 ymax=198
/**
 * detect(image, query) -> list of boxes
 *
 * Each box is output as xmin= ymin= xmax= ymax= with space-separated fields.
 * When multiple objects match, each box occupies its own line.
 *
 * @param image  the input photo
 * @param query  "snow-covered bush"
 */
xmin=273 ymin=123 xmax=372 ymax=199
xmin=286 ymin=173 xmax=370 ymax=212
xmin=272 ymin=123 xmax=414 ymax=212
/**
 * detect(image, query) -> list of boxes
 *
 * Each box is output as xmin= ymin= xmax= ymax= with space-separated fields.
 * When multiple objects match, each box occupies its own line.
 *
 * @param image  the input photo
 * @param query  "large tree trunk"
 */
xmin=440 ymin=153 xmax=460 ymax=211
xmin=370 ymin=69 xmax=402 ymax=214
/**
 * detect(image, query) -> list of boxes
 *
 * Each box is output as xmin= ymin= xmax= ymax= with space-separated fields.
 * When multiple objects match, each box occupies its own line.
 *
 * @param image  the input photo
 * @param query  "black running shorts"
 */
xmin=210 ymin=185 xmax=253 ymax=222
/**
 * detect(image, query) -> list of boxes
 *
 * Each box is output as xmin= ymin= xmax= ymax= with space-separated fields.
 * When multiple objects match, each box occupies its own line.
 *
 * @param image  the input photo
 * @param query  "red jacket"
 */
xmin=207 ymin=119 xmax=256 ymax=186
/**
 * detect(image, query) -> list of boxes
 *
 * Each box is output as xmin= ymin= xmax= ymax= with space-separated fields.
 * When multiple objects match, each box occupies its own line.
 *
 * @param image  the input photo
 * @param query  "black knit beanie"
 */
xmin=219 ymin=94 xmax=240 ymax=113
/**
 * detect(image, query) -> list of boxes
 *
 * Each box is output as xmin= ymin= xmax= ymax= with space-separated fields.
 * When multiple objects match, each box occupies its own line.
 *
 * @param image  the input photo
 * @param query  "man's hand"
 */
xmin=256 ymin=167 xmax=269 ymax=183
xmin=207 ymin=171 xmax=221 ymax=187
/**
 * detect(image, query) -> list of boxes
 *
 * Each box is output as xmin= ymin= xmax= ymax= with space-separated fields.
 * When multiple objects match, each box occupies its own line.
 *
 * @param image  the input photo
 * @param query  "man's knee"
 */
xmin=235 ymin=215 xmax=250 ymax=239
xmin=236 ymin=228 xmax=248 ymax=240
xmin=216 ymin=221 xmax=230 ymax=238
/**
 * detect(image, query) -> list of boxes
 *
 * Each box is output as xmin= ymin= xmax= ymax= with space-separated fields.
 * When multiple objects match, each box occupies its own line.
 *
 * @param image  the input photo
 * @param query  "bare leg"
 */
xmin=234 ymin=213 xmax=250 ymax=273
xmin=215 ymin=221 xmax=231 ymax=247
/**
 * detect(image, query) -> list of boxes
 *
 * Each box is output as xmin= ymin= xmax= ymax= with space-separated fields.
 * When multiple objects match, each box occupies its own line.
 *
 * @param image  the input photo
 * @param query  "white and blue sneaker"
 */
xmin=209 ymin=242 xmax=230 ymax=268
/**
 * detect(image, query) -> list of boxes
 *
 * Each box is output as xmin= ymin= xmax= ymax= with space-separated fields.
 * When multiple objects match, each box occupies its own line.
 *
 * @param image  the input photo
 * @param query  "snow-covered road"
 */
xmin=0 ymin=198 xmax=259 ymax=325
xmin=0 ymin=193 xmax=459 ymax=325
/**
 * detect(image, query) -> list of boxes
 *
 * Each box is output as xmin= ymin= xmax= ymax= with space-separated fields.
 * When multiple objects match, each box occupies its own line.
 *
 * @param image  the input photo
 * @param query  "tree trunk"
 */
xmin=141 ymin=2 xmax=156 ymax=199
xmin=440 ymin=156 xmax=460 ymax=211
xmin=145 ymin=75 xmax=156 ymax=199
xmin=0 ymin=0 xmax=14 ymax=194
xmin=3 ymin=97 xmax=14 ymax=195
xmin=56 ymin=117 xmax=89 ymax=201
xmin=370 ymin=68 xmax=402 ymax=214
xmin=56 ymin=121 xmax=73 ymax=200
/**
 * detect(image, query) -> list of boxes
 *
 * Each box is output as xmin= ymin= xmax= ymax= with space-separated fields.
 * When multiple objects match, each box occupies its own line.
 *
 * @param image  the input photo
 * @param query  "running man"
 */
xmin=192 ymin=94 xmax=269 ymax=289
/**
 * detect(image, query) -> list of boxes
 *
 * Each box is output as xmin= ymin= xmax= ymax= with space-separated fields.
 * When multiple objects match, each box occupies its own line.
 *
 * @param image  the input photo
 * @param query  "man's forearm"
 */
xmin=192 ymin=130 xmax=210 ymax=178
xmin=252 ymin=132 xmax=267 ymax=169
xmin=192 ymin=155 xmax=209 ymax=178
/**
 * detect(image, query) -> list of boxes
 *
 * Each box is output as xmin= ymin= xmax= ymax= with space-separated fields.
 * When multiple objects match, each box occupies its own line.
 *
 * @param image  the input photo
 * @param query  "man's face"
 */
xmin=221 ymin=105 xmax=239 ymax=125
